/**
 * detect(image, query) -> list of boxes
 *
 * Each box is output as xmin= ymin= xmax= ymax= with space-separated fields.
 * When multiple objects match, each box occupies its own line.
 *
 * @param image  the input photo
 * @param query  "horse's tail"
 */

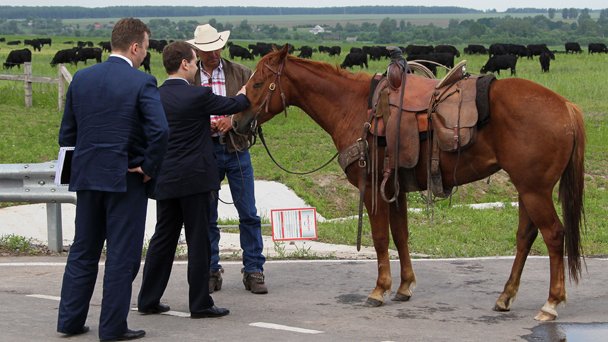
xmin=559 ymin=102 xmax=586 ymax=283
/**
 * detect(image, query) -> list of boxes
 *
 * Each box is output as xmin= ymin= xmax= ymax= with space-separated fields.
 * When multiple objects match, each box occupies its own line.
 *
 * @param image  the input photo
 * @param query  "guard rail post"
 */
xmin=0 ymin=162 xmax=76 ymax=252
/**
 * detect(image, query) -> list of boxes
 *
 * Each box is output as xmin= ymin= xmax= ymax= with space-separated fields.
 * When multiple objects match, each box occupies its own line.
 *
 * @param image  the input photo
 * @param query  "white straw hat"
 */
xmin=186 ymin=24 xmax=230 ymax=52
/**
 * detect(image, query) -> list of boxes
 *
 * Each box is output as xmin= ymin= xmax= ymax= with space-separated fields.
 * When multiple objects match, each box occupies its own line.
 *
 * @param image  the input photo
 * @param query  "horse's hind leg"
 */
xmin=495 ymin=195 xmax=538 ymax=312
xmin=389 ymin=192 xmax=416 ymax=302
xmin=497 ymin=192 xmax=566 ymax=321
xmin=366 ymin=198 xmax=393 ymax=306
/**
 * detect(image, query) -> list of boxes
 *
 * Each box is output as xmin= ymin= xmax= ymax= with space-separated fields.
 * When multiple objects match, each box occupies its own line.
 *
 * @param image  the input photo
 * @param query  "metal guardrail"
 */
xmin=0 ymin=162 xmax=75 ymax=252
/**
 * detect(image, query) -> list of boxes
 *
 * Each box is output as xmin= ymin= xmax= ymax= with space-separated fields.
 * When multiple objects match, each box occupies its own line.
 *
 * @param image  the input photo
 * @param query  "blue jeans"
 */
xmin=209 ymin=141 xmax=265 ymax=273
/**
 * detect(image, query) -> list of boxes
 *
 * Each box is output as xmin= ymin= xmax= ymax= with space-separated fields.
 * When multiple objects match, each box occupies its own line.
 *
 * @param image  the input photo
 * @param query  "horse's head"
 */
xmin=232 ymin=44 xmax=292 ymax=136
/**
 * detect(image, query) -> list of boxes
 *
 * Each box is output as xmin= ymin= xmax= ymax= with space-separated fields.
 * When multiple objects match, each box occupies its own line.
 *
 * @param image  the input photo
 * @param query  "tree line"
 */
xmin=0 ymin=8 xmax=607 ymax=46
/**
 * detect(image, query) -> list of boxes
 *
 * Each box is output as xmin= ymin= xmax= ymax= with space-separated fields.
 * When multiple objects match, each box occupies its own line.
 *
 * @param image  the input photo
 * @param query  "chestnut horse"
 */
xmin=232 ymin=46 xmax=585 ymax=321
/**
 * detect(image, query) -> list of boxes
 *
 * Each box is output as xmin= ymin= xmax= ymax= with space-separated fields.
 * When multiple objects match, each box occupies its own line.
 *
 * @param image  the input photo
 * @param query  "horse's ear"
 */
xmin=278 ymin=44 xmax=290 ymax=59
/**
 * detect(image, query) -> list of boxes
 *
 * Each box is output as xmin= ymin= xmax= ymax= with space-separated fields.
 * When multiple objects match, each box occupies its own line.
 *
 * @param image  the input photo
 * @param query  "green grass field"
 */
xmin=0 ymin=37 xmax=606 ymax=257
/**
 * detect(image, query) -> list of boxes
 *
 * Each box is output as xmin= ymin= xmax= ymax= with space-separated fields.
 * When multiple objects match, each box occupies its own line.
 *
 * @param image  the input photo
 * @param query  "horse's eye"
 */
xmin=253 ymin=83 xmax=263 ymax=89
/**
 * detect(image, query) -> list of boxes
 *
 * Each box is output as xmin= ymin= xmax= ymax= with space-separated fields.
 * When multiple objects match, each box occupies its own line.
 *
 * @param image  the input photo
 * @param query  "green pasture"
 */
xmin=0 ymin=38 xmax=606 ymax=257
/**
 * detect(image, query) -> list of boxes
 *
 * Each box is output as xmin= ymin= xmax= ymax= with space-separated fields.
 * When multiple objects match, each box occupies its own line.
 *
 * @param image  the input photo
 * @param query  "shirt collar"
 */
xmin=109 ymin=53 xmax=133 ymax=67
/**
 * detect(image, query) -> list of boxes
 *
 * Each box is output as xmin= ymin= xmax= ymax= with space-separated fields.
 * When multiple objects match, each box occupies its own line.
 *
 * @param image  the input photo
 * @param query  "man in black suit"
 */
xmin=57 ymin=18 xmax=169 ymax=341
xmin=137 ymin=41 xmax=250 ymax=318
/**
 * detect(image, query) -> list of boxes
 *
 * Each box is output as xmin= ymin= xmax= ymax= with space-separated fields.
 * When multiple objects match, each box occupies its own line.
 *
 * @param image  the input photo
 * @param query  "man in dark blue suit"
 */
xmin=57 ymin=18 xmax=169 ymax=341
xmin=137 ymin=41 xmax=249 ymax=318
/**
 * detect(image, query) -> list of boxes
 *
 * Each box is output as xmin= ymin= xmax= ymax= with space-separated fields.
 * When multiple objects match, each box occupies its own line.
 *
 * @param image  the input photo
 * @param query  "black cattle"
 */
xmin=228 ymin=44 xmax=254 ymax=60
xmin=539 ymin=52 xmax=551 ymax=72
xmin=75 ymin=47 xmax=102 ymax=65
xmin=50 ymin=48 xmax=78 ymax=66
xmin=140 ymin=52 xmax=151 ymax=73
xmin=527 ymin=44 xmax=553 ymax=59
xmin=37 ymin=38 xmax=52 ymax=47
xmin=7 ymin=40 xmax=21 ymax=45
xmin=464 ymin=44 xmax=487 ymax=55
xmin=588 ymin=43 xmax=608 ymax=54
xmin=350 ymin=47 xmax=363 ymax=54
xmin=405 ymin=55 xmax=437 ymax=75
xmin=488 ymin=43 xmax=507 ymax=56
xmin=506 ymin=44 xmax=529 ymax=58
xmin=480 ymin=54 xmax=517 ymax=75
xmin=328 ymin=45 xmax=341 ymax=56
xmin=340 ymin=52 xmax=368 ymax=69
xmin=3 ymin=48 xmax=32 ymax=69
xmin=565 ymin=42 xmax=582 ymax=54
xmin=250 ymin=42 xmax=274 ymax=57
xmin=318 ymin=45 xmax=330 ymax=54
xmin=24 ymin=39 xmax=42 ymax=52
xmin=368 ymin=46 xmax=390 ymax=61
xmin=297 ymin=45 xmax=313 ymax=59
xmin=435 ymin=44 xmax=460 ymax=57
xmin=63 ymin=41 xmax=73 ymax=45
xmin=149 ymin=39 xmax=167 ymax=53
xmin=0 ymin=37 xmax=5 ymax=42
xmin=405 ymin=44 xmax=434 ymax=56
xmin=98 ymin=41 xmax=111 ymax=52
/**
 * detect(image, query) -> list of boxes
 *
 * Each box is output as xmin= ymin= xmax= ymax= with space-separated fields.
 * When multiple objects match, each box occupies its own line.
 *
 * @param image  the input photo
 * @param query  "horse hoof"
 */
xmin=366 ymin=297 xmax=384 ymax=307
xmin=392 ymin=293 xmax=411 ymax=302
xmin=493 ymin=303 xmax=510 ymax=312
xmin=534 ymin=310 xmax=557 ymax=321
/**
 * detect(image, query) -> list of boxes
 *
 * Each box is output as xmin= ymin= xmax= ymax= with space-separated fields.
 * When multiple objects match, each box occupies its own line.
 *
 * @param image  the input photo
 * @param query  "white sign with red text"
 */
xmin=271 ymin=208 xmax=318 ymax=241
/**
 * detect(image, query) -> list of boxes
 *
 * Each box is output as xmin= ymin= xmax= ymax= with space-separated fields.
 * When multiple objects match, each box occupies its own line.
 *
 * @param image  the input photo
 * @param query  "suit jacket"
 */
xmin=194 ymin=58 xmax=252 ymax=96
xmin=59 ymin=56 xmax=169 ymax=192
xmin=153 ymin=78 xmax=250 ymax=200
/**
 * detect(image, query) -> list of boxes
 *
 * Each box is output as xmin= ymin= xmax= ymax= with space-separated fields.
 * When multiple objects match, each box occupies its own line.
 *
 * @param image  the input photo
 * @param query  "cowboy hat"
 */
xmin=186 ymin=24 xmax=230 ymax=52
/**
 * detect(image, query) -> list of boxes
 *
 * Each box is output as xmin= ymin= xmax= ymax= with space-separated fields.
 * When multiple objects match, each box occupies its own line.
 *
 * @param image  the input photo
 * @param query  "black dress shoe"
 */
xmin=59 ymin=325 xmax=89 ymax=336
xmin=138 ymin=302 xmax=170 ymax=314
xmin=191 ymin=306 xmax=230 ymax=318
xmin=100 ymin=329 xmax=146 ymax=341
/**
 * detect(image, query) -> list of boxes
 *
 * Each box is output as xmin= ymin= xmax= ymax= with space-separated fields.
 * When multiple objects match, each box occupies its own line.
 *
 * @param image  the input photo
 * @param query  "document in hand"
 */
xmin=54 ymin=146 xmax=74 ymax=186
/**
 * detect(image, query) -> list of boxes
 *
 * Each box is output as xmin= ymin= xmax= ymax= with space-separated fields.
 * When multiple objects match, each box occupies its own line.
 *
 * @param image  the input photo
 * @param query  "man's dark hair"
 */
xmin=111 ymin=18 xmax=151 ymax=52
xmin=163 ymin=41 xmax=195 ymax=74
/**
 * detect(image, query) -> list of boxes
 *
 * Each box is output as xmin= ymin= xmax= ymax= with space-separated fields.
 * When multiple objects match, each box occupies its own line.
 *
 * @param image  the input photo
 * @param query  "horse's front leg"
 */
xmin=365 ymin=196 xmax=392 ymax=306
xmin=389 ymin=192 xmax=416 ymax=301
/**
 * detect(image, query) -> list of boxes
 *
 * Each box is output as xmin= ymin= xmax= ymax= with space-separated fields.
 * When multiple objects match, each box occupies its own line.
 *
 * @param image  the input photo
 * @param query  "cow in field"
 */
xmin=464 ymin=44 xmax=487 ymax=55
xmin=539 ymin=51 xmax=551 ymax=72
xmin=588 ymin=43 xmax=608 ymax=54
xmin=527 ymin=44 xmax=552 ymax=59
xmin=37 ymin=38 xmax=52 ymax=47
xmin=140 ymin=52 xmax=151 ymax=73
xmin=3 ymin=48 xmax=32 ymax=69
xmin=24 ymin=39 xmax=42 ymax=52
xmin=98 ymin=41 xmax=111 ymax=52
xmin=435 ymin=44 xmax=460 ymax=57
xmin=50 ymin=48 xmax=78 ymax=66
xmin=7 ymin=40 xmax=21 ymax=45
xmin=0 ymin=37 xmax=5 ymax=42
xmin=228 ymin=44 xmax=254 ymax=60
xmin=405 ymin=44 xmax=434 ymax=56
xmin=340 ymin=52 xmax=368 ymax=69
xmin=75 ymin=47 xmax=102 ymax=65
xmin=480 ymin=54 xmax=517 ymax=75
xmin=297 ymin=45 xmax=313 ymax=59
xmin=565 ymin=42 xmax=582 ymax=54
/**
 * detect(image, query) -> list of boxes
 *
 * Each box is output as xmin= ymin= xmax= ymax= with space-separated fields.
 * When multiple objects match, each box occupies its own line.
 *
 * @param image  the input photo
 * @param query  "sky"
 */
xmin=0 ymin=1 xmax=606 ymax=12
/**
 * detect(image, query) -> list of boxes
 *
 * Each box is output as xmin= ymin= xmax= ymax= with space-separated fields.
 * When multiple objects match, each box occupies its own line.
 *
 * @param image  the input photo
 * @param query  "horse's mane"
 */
xmin=258 ymin=50 xmax=372 ymax=83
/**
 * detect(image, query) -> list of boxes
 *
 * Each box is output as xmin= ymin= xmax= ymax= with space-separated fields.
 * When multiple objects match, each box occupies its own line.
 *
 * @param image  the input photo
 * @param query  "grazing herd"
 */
xmin=2 ymin=36 xmax=607 ymax=76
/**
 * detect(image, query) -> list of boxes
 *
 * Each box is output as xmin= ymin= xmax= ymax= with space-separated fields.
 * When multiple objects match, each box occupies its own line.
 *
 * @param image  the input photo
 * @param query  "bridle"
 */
xmin=240 ymin=54 xmax=339 ymax=175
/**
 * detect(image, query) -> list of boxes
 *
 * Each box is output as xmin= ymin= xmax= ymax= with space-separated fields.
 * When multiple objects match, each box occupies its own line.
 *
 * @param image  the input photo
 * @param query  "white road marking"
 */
xmin=249 ymin=322 xmax=323 ymax=334
xmin=129 ymin=308 xmax=190 ymax=318
xmin=26 ymin=294 xmax=60 ymax=301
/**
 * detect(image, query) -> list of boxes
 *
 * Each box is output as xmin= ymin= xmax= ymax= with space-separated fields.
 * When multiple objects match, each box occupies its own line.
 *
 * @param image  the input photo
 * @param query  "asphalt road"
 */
xmin=1 ymin=256 xmax=607 ymax=342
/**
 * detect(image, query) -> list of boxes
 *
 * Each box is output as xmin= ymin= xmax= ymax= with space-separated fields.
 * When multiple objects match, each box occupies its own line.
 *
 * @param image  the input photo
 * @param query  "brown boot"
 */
xmin=242 ymin=271 xmax=268 ymax=294
xmin=209 ymin=268 xmax=223 ymax=293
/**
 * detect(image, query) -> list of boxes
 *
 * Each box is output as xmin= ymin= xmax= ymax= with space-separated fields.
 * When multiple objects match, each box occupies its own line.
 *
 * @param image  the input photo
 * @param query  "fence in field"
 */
xmin=0 ymin=62 xmax=72 ymax=111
